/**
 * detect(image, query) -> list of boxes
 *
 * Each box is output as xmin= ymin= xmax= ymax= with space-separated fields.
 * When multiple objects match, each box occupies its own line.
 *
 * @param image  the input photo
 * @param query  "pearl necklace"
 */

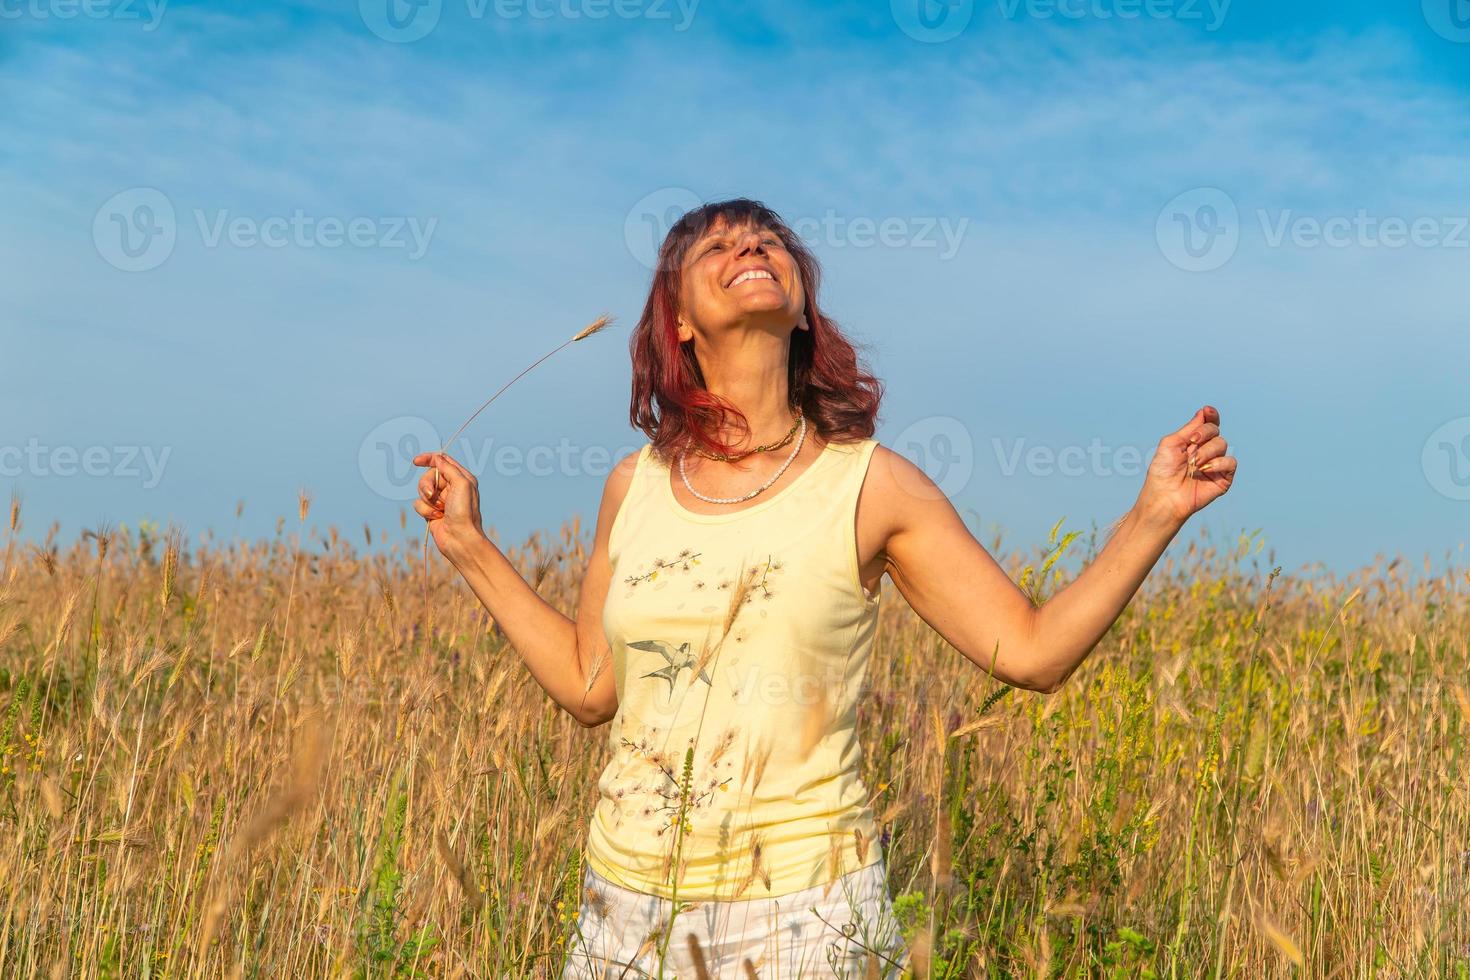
xmin=679 ymin=416 xmax=807 ymax=505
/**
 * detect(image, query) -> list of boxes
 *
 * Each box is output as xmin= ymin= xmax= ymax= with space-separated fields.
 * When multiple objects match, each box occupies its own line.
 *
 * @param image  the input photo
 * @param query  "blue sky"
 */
xmin=2 ymin=0 xmax=1467 ymax=578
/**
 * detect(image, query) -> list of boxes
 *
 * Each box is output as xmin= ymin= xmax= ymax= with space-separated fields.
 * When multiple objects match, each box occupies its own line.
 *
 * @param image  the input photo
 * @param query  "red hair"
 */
xmin=629 ymin=198 xmax=883 ymax=461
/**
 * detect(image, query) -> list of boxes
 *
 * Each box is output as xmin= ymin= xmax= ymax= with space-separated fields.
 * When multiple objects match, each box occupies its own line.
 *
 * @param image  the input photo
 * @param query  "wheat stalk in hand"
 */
xmin=420 ymin=314 xmax=615 ymax=616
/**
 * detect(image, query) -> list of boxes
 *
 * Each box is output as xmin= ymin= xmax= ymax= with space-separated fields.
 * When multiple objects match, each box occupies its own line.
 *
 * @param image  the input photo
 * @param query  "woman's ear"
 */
xmin=796 ymin=313 xmax=810 ymax=331
xmin=676 ymin=317 xmax=695 ymax=343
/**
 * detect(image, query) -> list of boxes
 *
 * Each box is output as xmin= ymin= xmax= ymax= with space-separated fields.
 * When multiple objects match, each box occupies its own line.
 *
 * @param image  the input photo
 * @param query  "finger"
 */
xmin=412 ymin=451 xmax=454 ymax=484
xmin=419 ymin=468 xmax=446 ymax=501
xmin=412 ymin=499 xmax=444 ymax=521
xmin=1191 ymin=435 xmax=1228 ymax=464
xmin=430 ymin=453 xmax=477 ymax=486
xmin=1188 ymin=422 xmax=1220 ymax=446
xmin=1172 ymin=422 xmax=1220 ymax=458
xmin=1197 ymin=455 xmax=1237 ymax=479
xmin=1171 ymin=404 xmax=1220 ymax=442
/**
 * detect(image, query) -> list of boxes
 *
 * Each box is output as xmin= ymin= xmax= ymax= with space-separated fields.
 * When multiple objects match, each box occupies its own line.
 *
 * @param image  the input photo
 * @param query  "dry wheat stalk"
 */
xmin=197 ymin=711 xmax=329 ymax=951
xmin=421 ymin=314 xmax=615 ymax=615
xmin=434 ymin=829 xmax=485 ymax=912
xmin=686 ymin=933 xmax=712 ymax=979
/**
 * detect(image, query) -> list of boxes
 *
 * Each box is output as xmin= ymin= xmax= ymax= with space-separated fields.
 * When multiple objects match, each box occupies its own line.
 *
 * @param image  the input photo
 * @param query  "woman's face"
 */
xmin=675 ymin=217 xmax=806 ymax=342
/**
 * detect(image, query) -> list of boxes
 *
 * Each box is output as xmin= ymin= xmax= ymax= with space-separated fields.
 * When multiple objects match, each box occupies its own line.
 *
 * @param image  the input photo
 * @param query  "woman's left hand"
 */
xmin=1136 ymin=405 xmax=1237 ymax=528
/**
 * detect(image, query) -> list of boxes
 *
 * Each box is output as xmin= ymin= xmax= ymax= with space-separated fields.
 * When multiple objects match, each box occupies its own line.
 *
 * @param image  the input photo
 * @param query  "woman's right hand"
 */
xmin=411 ymin=452 xmax=486 ymax=562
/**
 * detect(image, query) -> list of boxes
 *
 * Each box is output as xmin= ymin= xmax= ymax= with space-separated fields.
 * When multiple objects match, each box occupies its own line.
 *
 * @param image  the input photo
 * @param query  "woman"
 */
xmin=412 ymin=199 xmax=1236 ymax=978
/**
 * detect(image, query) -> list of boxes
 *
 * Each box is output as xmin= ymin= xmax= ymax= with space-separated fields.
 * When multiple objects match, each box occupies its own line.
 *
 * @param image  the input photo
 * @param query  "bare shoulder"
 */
xmin=865 ymin=443 xmax=948 ymax=502
xmin=610 ymin=444 xmax=643 ymax=482
xmin=598 ymin=445 xmax=645 ymax=513
xmin=861 ymin=442 xmax=961 ymax=532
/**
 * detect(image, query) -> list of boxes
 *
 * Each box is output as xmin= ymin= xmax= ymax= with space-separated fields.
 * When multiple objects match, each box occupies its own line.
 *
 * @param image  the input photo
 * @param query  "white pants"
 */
xmin=559 ymin=858 xmax=910 ymax=979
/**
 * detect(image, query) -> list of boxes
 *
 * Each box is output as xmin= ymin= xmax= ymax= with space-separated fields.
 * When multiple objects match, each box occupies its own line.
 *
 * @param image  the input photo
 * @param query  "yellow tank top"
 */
xmin=584 ymin=436 xmax=883 ymax=901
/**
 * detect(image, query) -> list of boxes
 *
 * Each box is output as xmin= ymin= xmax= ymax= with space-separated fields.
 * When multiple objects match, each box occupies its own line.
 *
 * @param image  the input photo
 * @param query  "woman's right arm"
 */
xmin=411 ymin=449 xmax=636 ymax=727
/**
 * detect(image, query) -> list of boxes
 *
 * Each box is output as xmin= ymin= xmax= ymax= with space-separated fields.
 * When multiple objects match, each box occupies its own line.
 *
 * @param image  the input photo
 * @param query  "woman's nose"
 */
xmin=735 ymin=231 xmax=766 ymax=256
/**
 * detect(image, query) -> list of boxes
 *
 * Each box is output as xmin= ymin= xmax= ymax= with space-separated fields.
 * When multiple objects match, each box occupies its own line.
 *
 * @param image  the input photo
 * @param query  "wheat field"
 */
xmin=1 ymin=499 xmax=1466 ymax=978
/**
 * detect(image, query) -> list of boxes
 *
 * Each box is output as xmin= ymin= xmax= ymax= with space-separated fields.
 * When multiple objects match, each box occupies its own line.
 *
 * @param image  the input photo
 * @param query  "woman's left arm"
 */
xmin=871 ymin=405 xmax=1236 ymax=693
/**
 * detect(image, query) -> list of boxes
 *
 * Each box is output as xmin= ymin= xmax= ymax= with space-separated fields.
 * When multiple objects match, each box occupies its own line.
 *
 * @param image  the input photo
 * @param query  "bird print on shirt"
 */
xmin=630 ymin=640 xmax=713 ymax=696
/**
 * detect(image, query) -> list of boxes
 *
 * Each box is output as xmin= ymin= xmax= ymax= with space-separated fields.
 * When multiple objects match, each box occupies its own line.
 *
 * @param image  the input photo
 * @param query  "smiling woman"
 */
xmin=411 ymin=198 xmax=1236 ymax=977
xmin=628 ymin=198 xmax=883 ymax=467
